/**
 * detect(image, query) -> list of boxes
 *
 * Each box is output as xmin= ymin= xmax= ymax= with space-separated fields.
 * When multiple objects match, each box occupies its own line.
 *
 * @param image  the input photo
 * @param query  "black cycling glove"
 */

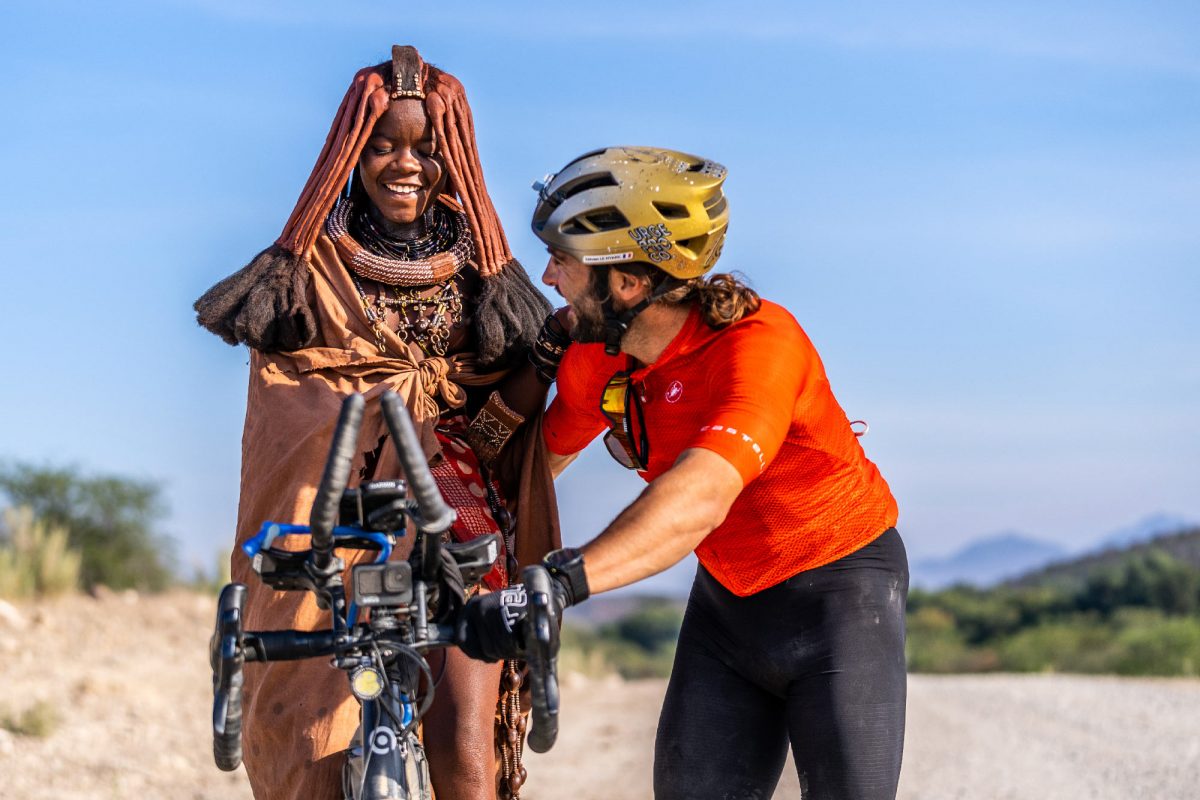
xmin=456 ymin=548 xmax=590 ymax=662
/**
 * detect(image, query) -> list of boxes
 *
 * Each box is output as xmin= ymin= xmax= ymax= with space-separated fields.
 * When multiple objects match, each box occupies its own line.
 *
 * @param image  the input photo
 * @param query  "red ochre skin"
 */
xmin=357 ymin=98 xmax=448 ymax=235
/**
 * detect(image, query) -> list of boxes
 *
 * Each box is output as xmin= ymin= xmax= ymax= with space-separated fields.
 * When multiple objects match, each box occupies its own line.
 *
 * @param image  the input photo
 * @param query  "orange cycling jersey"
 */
xmin=543 ymin=299 xmax=898 ymax=596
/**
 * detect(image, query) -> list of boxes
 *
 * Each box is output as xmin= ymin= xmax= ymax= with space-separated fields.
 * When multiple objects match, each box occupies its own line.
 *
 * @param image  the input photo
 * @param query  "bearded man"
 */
xmin=459 ymin=147 xmax=908 ymax=800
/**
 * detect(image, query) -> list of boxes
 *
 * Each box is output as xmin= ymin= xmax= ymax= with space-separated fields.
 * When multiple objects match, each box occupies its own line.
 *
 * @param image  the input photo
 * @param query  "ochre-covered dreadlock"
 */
xmin=275 ymin=67 xmax=388 ymax=260
xmin=196 ymin=45 xmax=548 ymax=362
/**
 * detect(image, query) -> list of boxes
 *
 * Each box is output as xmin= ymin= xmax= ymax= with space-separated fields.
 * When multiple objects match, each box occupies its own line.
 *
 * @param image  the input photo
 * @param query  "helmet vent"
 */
xmin=562 ymin=207 xmax=630 ymax=235
xmin=676 ymin=234 xmax=708 ymax=258
xmin=690 ymin=160 xmax=727 ymax=178
xmin=704 ymin=194 xmax=727 ymax=219
xmin=560 ymin=173 xmax=618 ymax=199
xmin=652 ymin=202 xmax=690 ymax=220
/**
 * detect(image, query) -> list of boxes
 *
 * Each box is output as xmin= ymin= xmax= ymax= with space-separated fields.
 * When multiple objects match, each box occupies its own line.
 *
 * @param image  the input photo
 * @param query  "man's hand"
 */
xmin=456 ymin=584 xmax=531 ymax=662
xmin=456 ymin=549 xmax=590 ymax=662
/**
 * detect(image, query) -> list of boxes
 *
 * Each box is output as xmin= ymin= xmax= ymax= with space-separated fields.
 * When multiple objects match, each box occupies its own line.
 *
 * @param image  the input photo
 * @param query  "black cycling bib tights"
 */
xmin=654 ymin=528 xmax=908 ymax=800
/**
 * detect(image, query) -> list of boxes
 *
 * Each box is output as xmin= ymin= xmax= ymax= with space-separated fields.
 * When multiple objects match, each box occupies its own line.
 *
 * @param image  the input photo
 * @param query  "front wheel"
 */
xmin=343 ymin=725 xmax=431 ymax=800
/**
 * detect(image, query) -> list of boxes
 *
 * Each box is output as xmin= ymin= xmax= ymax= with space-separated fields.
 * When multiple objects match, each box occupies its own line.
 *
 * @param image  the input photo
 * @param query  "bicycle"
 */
xmin=209 ymin=390 xmax=562 ymax=800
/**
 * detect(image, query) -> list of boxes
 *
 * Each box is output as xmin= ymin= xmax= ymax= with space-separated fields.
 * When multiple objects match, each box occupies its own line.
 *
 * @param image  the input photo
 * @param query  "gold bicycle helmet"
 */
xmin=531 ymin=146 xmax=729 ymax=279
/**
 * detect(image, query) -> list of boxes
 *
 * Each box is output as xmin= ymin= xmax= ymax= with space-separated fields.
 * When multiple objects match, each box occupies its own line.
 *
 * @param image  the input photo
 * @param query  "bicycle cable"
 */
xmin=429 ymin=647 xmax=449 ymax=691
xmin=371 ymin=640 xmax=436 ymax=734
xmin=370 ymin=642 xmax=408 ymax=734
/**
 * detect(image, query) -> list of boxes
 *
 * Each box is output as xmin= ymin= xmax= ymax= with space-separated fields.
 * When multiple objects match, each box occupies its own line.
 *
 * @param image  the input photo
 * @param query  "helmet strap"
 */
xmin=600 ymin=276 xmax=683 ymax=356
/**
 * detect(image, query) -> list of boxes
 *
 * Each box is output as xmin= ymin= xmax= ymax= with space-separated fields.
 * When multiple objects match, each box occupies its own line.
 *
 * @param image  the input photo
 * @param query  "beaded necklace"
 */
xmin=351 ymin=203 xmax=458 ymax=261
xmin=326 ymin=196 xmax=473 ymax=286
xmin=329 ymin=195 xmax=473 ymax=355
xmin=350 ymin=272 xmax=467 ymax=357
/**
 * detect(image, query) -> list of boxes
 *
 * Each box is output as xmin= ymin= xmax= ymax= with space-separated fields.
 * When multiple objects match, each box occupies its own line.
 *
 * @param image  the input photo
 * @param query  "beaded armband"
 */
xmin=466 ymin=390 xmax=526 ymax=465
xmin=528 ymin=313 xmax=572 ymax=385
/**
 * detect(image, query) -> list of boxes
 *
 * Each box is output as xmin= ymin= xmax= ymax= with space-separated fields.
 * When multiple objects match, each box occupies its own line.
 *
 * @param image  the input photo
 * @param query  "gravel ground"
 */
xmin=1 ymin=592 xmax=1197 ymax=799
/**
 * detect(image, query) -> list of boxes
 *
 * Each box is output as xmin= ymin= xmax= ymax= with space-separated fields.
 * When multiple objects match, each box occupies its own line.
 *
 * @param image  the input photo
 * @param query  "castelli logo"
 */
xmin=665 ymin=380 xmax=684 ymax=403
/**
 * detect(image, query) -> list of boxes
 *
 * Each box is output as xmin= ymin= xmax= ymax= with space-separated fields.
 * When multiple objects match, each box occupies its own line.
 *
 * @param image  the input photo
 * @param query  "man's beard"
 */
xmin=568 ymin=280 xmax=612 ymax=344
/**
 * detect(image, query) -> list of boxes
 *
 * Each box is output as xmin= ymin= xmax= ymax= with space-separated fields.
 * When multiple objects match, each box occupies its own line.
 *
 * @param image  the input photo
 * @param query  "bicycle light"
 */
xmin=350 ymin=665 xmax=385 ymax=701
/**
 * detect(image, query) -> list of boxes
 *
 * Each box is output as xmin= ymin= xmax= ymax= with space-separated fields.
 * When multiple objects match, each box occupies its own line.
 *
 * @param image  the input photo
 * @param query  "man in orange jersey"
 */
xmin=458 ymin=147 xmax=907 ymax=799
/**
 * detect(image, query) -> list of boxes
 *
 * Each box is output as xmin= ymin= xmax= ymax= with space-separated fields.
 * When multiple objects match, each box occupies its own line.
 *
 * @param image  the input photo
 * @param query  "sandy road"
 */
xmin=1 ymin=591 xmax=1197 ymax=799
xmin=897 ymin=673 xmax=1200 ymax=800
xmin=522 ymin=673 xmax=1200 ymax=799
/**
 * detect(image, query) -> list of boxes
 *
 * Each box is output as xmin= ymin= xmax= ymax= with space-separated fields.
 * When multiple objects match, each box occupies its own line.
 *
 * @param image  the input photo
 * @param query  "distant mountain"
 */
xmin=910 ymin=514 xmax=1198 ymax=590
xmin=1094 ymin=513 xmax=1196 ymax=551
xmin=911 ymin=532 xmax=1067 ymax=589
xmin=1008 ymin=525 xmax=1200 ymax=590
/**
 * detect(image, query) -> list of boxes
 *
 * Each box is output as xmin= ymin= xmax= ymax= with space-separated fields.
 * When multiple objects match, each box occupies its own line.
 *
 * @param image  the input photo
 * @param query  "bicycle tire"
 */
xmin=344 ymin=727 xmax=432 ymax=800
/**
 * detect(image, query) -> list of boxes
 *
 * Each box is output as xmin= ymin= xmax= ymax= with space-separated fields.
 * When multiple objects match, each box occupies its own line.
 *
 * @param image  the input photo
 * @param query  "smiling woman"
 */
xmin=193 ymin=45 xmax=561 ymax=800
xmin=357 ymin=100 xmax=447 ymax=232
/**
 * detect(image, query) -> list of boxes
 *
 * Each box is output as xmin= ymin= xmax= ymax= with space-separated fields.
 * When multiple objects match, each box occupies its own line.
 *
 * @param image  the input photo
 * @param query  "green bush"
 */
xmin=1076 ymin=551 xmax=1200 ymax=617
xmin=0 ymin=506 xmax=81 ymax=598
xmin=603 ymin=599 xmax=684 ymax=652
xmin=0 ymin=463 xmax=173 ymax=591
xmin=911 ymin=586 xmax=1015 ymax=645
xmin=906 ymin=605 xmax=952 ymax=667
xmin=557 ymin=626 xmax=619 ymax=677
xmin=591 ymin=637 xmax=677 ymax=679
xmin=906 ymin=606 xmax=974 ymax=672
xmin=993 ymin=615 xmax=1116 ymax=673
xmin=1109 ymin=611 xmax=1200 ymax=676
xmin=559 ymin=599 xmax=684 ymax=679
xmin=908 ymin=550 xmax=1200 ymax=675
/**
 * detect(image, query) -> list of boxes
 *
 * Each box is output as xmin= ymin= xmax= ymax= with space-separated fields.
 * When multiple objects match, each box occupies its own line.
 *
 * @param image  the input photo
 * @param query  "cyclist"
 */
xmin=194 ymin=46 xmax=562 ymax=800
xmin=459 ymin=147 xmax=908 ymax=799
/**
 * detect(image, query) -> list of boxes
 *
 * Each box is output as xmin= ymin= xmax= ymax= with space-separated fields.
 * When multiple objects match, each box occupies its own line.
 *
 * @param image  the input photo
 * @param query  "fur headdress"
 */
xmin=195 ymin=45 xmax=548 ymax=362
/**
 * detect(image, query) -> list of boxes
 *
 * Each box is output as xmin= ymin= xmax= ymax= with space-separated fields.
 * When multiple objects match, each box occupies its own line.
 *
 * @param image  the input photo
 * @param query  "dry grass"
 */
xmin=0 ymin=700 xmax=61 ymax=738
xmin=0 ymin=506 xmax=81 ymax=599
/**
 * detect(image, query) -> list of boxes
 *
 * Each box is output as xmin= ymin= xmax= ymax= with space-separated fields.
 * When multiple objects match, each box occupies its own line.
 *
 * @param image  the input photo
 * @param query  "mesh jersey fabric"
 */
xmin=543 ymin=299 xmax=898 ymax=596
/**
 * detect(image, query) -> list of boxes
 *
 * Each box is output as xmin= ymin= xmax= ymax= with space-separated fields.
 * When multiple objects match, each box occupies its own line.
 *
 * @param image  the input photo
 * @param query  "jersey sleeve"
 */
xmin=542 ymin=345 xmax=608 ymax=456
xmin=686 ymin=311 xmax=813 ymax=485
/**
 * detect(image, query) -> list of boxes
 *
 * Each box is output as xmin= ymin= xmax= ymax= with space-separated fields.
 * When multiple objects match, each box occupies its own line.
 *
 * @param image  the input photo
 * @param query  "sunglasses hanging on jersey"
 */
xmin=599 ymin=371 xmax=650 ymax=471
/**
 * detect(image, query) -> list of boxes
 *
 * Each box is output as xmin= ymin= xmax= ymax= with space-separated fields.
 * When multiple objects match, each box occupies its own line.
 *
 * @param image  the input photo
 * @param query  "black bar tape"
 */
xmin=380 ymin=391 xmax=456 ymax=535
xmin=310 ymin=393 xmax=366 ymax=570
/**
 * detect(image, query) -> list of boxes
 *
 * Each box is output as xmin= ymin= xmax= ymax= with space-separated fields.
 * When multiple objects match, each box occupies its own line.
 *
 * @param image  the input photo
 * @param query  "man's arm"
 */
xmin=456 ymin=447 xmax=742 ymax=662
xmin=580 ymin=447 xmax=743 ymax=594
xmin=548 ymin=450 xmax=580 ymax=479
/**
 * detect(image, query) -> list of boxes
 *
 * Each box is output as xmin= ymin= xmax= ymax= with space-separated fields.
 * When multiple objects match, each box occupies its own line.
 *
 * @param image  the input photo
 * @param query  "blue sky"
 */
xmin=1 ymin=1 xmax=1197 ymax=592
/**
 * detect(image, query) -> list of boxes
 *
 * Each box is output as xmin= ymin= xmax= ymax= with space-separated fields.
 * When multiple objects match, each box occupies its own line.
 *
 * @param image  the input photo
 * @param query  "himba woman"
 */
xmin=194 ymin=46 xmax=562 ymax=800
